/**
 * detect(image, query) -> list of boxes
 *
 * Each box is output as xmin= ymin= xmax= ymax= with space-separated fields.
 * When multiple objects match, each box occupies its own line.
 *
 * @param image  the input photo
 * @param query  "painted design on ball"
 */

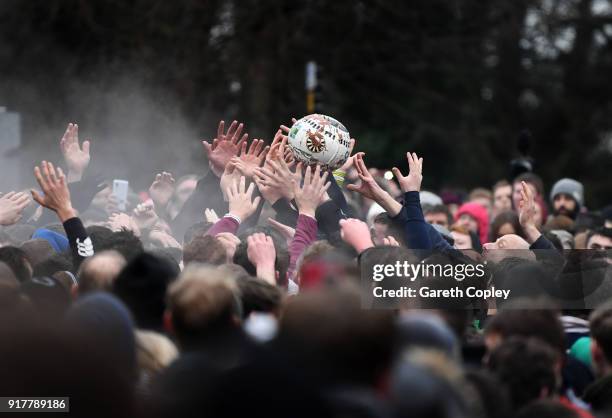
xmin=306 ymin=129 xmax=326 ymax=153
xmin=287 ymin=114 xmax=351 ymax=170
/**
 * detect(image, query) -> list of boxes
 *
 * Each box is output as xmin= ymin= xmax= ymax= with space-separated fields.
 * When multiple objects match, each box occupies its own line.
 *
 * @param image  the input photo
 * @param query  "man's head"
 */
xmin=113 ymin=252 xmax=180 ymax=331
xmin=489 ymin=211 xmax=523 ymax=242
xmin=77 ymin=251 xmax=126 ymax=295
xmin=586 ymin=227 xmax=612 ymax=251
xmin=589 ymin=302 xmax=612 ymax=377
xmin=88 ymin=227 xmax=144 ymax=263
xmin=468 ymin=188 xmax=493 ymax=214
xmin=482 ymin=234 xmax=531 ymax=264
xmin=484 ymin=303 xmax=565 ymax=359
xmin=493 ymin=180 xmax=513 ymax=216
xmin=550 ymin=178 xmax=584 ymax=220
xmin=183 ymin=235 xmax=227 ymax=266
xmin=165 ymin=264 xmax=241 ymax=350
xmin=512 ymin=173 xmax=544 ymax=210
xmin=424 ymin=204 xmax=452 ymax=230
xmin=487 ymin=337 xmax=559 ymax=410
xmin=0 ymin=246 xmax=32 ymax=283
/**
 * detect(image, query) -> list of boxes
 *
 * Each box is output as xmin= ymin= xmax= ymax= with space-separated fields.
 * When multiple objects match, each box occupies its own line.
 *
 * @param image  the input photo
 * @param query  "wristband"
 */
xmin=333 ymin=170 xmax=346 ymax=187
xmin=225 ymin=213 xmax=242 ymax=225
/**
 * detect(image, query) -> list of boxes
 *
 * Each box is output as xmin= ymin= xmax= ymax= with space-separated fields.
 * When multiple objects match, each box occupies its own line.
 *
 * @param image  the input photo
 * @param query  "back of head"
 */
xmin=90 ymin=227 xmax=144 ymax=262
xmin=515 ymin=400 xmax=580 ymax=418
xmin=167 ymin=264 xmax=241 ymax=350
xmin=183 ymin=235 xmax=227 ymax=266
xmin=237 ymin=277 xmax=282 ymax=318
xmin=19 ymin=239 xmax=55 ymax=269
xmin=65 ymin=292 xmax=136 ymax=380
xmin=0 ymin=322 xmax=134 ymax=418
xmin=395 ymin=312 xmax=458 ymax=359
xmin=589 ymin=301 xmax=612 ymax=366
xmin=0 ymin=246 xmax=32 ymax=283
xmin=487 ymin=337 xmax=558 ymax=411
xmin=20 ymin=276 xmax=72 ymax=319
xmin=78 ymin=250 xmax=126 ymax=295
xmin=485 ymin=299 xmax=564 ymax=356
xmin=278 ymin=284 xmax=395 ymax=386
xmin=31 ymin=252 xmax=72 ymax=277
xmin=113 ymin=252 xmax=179 ymax=331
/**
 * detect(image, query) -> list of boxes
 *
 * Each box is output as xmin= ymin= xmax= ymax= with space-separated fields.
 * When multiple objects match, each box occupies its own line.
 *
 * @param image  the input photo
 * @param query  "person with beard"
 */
xmin=550 ymin=178 xmax=584 ymax=220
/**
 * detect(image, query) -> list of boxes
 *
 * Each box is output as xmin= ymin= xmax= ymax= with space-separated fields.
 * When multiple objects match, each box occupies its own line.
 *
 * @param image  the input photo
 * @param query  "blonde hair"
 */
xmin=167 ymin=264 xmax=241 ymax=347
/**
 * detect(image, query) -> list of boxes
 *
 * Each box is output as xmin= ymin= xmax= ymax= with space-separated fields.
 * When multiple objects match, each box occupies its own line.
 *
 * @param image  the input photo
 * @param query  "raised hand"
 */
xmin=392 ymin=152 xmax=423 ymax=193
xmin=382 ymin=236 xmax=400 ymax=247
xmin=59 ymin=123 xmax=91 ymax=182
xmin=339 ymin=218 xmax=374 ymax=254
xmin=220 ymin=160 xmax=242 ymax=201
xmin=254 ymin=158 xmax=302 ymax=204
xmin=149 ymin=171 xmax=175 ymax=210
xmin=226 ymin=176 xmax=261 ymax=222
xmin=204 ymin=208 xmax=219 ymax=223
xmin=0 ymin=192 xmax=31 ymax=226
xmin=233 ymin=139 xmax=269 ymax=179
xmin=202 ymin=120 xmax=248 ymax=177
xmin=518 ymin=180 xmax=541 ymax=244
xmin=108 ymin=212 xmax=141 ymax=236
xmin=292 ymin=164 xmax=331 ymax=218
xmin=31 ymin=161 xmax=76 ymax=222
xmin=215 ymin=232 xmax=240 ymax=260
xmin=247 ymin=232 xmax=277 ymax=285
xmin=346 ymin=153 xmax=388 ymax=201
xmin=132 ymin=201 xmax=159 ymax=230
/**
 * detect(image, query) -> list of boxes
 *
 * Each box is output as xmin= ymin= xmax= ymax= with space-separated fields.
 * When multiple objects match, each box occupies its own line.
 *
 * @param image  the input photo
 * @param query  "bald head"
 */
xmin=77 ymin=251 xmax=126 ymax=296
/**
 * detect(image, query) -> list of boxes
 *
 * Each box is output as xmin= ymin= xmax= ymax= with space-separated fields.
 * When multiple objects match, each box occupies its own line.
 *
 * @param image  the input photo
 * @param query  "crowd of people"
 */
xmin=0 ymin=119 xmax=610 ymax=418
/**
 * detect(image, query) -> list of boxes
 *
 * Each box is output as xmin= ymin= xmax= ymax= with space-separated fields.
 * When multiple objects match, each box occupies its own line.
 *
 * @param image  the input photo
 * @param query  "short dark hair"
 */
xmin=113 ymin=252 xmax=179 ymax=331
xmin=423 ymin=204 xmax=453 ymax=226
xmin=233 ymin=226 xmax=289 ymax=287
xmin=513 ymin=172 xmax=544 ymax=196
xmin=586 ymin=227 xmax=612 ymax=246
xmin=489 ymin=211 xmax=524 ymax=242
xmin=589 ymin=302 xmax=612 ymax=364
xmin=487 ymin=337 xmax=558 ymax=410
xmin=32 ymin=252 xmax=73 ymax=277
xmin=89 ymin=227 xmax=144 ymax=262
xmin=0 ymin=247 xmax=32 ymax=283
xmin=237 ymin=277 xmax=282 ymax=318
xmin=485 ymin=301 xmax=565 ymax=355
xmin=183 ymin=236 xmax=227 ymax=266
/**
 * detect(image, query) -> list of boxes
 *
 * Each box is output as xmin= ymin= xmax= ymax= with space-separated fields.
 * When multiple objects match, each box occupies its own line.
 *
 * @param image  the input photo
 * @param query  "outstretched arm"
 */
xmin=287 ymin=165 xmax=330 ymax=278
xmin=31 ymin=161 xmax=93 ymax=269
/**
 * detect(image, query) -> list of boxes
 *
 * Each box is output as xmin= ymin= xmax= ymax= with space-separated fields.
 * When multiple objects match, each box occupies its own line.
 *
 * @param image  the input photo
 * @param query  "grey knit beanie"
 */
xmin=550 ymin=178 xmax=584 ymax=207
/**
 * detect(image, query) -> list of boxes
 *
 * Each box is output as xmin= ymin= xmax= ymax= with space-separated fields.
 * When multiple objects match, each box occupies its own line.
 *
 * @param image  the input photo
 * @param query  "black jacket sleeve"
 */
xmin=315 ymin=199 xmax=347 ymax=246
xmin=271 ymin=199 xmax=299 ymax=228
xmin=63 ymin=217 xmax=94 ymax=270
